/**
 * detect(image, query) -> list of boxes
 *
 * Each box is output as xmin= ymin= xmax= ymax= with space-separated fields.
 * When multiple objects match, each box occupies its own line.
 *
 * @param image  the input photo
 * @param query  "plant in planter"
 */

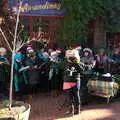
xmin=0 ymin=0 xmax=48 ymax=118
xmin=114 ymin=74 xmax=120 ymax=88
xmin=113 ymin=74 xmax=120 ymax=97
xmin=0 ymin=1 xmax=32 ymax=119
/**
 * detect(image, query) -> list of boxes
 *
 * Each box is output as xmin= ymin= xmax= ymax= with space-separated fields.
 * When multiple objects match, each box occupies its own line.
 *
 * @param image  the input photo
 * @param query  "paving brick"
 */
xmin=28 ymin=93 xmax=120 ymax=120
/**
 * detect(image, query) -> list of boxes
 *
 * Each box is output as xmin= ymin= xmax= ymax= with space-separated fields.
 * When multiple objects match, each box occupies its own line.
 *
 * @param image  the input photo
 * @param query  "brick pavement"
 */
xmin=28 ymin=93 xmax=120 ymax=120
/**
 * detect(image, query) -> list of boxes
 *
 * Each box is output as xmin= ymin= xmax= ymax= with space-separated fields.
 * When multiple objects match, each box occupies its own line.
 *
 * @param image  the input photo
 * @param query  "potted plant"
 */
xmin=0 ymin=1 xmax=31 ymax=119
xmin=114 ymin=74 xmax=120 ymax=97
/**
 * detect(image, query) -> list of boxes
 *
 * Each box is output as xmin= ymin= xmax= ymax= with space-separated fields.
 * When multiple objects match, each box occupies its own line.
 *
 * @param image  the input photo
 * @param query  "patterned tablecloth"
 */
xmin=87 ymin=80 xmax=119 ymax=98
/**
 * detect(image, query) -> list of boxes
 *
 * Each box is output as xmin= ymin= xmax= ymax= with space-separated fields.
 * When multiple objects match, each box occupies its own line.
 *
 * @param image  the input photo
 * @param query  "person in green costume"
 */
xmin=14 ymin=52 xmax=28 ymax=98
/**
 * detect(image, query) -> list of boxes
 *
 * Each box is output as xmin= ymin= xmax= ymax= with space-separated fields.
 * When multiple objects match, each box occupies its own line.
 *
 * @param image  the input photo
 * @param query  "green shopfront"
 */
xmin=9 ymin=0 xmax=64 ymax=48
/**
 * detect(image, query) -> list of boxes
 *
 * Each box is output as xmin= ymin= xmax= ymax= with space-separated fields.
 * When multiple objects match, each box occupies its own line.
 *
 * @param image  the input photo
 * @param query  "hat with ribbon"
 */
xmin=56 ymin=48 xmax=62 ymax=53
xmin=74 ymin=45 xmax=82 ymax=50
xmin=27 ymin=46 xmax=34 ymax=53
xmin=50 ymin=51 xmax=58 ymax=57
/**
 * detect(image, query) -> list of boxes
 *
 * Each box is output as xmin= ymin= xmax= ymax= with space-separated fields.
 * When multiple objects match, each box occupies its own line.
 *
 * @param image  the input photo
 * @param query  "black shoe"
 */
xmin=64 ymin=110 xmax=72 ymax=115
xmin=74 ymin=105 xmax=81 ymax=115
xmin=64 ymin=104 xmax=74 ymax=115
xmin=81 ymin=102 xmax=88 ymax=106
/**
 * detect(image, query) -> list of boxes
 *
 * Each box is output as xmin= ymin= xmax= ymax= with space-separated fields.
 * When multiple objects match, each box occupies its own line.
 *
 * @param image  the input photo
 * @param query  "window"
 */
xmin=32 ymin=18 xmax=49 ymax=33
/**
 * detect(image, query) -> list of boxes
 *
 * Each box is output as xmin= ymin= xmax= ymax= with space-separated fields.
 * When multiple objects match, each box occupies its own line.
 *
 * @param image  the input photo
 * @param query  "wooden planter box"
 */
xmin=0 ymin=102 xmax=31 ymax=120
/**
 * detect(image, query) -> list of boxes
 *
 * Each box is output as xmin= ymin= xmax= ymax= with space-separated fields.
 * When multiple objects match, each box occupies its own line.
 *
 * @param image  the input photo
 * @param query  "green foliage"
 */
xmin=114 ymin=75 xmax=120 ymax=88
xmin=59 ymin=0 xmax=120 ymax=46
xmin=60 ymin=0 xmax=105 ymax=45
xmin=103 ymin=0 xmax=120 ymax=32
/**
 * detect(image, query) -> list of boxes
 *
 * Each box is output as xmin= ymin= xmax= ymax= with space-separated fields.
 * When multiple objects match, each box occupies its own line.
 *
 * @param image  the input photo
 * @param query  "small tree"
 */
xmin=0 ymin=1 xmax=23 ymax=110
xmin=0 ymin=0 xmax=45 ymax=110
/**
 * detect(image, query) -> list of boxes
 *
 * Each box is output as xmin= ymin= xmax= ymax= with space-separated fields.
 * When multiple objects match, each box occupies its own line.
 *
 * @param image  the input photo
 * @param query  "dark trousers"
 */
xmin=40 ymin=74 xmax=50 ymax=92
xmin=66 ymin=86 xmax=80 ymax=106
xmin=29 ymin=84 xmax=40 ymax=94
xmin=0 ymin=82 xmax=4 ymax=95
xmin=0 ymin=81 xmax=6 ymax=99
xmin=80 ymin=76 xmax=89 ymax=104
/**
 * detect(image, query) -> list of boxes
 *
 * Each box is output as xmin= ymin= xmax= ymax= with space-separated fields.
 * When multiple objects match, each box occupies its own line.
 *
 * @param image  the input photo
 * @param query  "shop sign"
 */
xmin=9 ymin=0 xmax=64 ymax=16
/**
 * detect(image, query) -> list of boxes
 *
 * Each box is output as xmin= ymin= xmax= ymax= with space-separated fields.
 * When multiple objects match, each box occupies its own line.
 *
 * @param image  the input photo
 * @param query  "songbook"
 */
xmin=19 ymin=66 xmax=30 ymax=72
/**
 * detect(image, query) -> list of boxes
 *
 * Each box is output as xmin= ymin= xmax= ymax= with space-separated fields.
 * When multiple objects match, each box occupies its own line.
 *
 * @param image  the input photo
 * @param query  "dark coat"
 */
xmin=0 ymin=56 xmax=9 ymax=82
xmin=0 ymin=64 xmax=6 ymax=82
xmin=25 ymin=56 xmax=41 ymax=85
xmin=64 ymin=62 xmax=82 ymax=83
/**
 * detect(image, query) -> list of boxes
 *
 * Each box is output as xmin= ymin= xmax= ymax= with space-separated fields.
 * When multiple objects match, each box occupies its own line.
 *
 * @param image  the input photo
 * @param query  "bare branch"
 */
xmin=13 ymin=1 xmax=22 ymax=51
xmin=7 ymin=28 xmax=14 ymax=38
xmin=16 ymin=37 xmax=31 ymax=52
xmin=0 ymin=27 xmax=12 ymax=52
xmin=9 ymin=0 xmax=23 ymax=110
xmin=17 ymin=27 xmax=23 ymax=40
xmin=15 ymin=37 xmax=23 ymax=52
xmin=16 ymin=37 xmax=44 ymax=52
